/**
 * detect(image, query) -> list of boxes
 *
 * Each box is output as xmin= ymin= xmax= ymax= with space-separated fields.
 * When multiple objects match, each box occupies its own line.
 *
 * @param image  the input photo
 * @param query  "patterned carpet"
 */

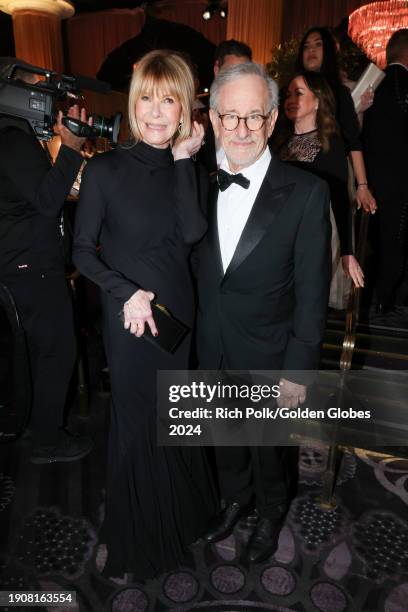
xmin=1 ymin=389 xmax=408 ymax=612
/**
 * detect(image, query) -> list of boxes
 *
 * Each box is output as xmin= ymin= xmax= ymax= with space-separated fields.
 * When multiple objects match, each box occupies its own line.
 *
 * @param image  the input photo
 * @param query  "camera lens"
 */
xmin=91 ymin=112 xmax=122 ymax=145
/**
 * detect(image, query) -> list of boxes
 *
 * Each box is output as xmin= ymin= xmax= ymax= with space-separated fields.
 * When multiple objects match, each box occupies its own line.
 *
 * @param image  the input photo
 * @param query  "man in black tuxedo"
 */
xmin=195 ymin=62 xmax=331 ymax=562
xmin=363 ymin=29 xmax=408 ymax=320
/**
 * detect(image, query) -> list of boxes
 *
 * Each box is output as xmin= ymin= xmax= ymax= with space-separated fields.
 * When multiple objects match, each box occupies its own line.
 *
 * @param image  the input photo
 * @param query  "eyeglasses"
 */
xmin=217 ymin=112 xmax=270 ymax=131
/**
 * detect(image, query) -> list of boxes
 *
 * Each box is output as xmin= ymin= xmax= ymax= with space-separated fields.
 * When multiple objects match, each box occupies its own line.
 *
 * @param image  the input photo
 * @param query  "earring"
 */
xmin=178 ymin=120 xmax=183 ymax=133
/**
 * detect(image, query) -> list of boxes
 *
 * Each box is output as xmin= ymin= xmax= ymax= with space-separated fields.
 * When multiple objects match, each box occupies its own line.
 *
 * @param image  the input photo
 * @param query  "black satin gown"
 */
xmin=73 ymin=141 xmax=217 ymax=578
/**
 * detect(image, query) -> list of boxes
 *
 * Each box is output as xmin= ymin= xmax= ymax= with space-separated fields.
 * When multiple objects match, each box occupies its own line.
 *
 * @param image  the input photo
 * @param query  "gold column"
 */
xmin=0 ymin=0 xmax=74 ymax=71
xmin=226 ymin=0 xmax=283 ymax=65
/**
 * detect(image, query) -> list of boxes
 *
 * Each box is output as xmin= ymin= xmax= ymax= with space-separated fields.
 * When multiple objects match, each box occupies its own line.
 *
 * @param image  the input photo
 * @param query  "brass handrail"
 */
xmin=319 ymin=208 xmax=371 ymax=509
xmin=340 ymin=209 xmax=371 ymax=370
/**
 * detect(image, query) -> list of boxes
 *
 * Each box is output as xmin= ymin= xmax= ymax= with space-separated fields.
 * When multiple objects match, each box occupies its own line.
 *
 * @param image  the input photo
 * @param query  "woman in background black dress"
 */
xmin=273 ymin=71 xmax=364 ymax=292
xmin=295 ymin=26 xmax=377 ymax=215
xmin=73 ymin=50 xmax=216 ymax=580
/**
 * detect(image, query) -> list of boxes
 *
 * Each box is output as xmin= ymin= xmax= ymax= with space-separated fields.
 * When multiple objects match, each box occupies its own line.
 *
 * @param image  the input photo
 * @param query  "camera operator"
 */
xmin=0 ymin=59 xmax=93 ymax=464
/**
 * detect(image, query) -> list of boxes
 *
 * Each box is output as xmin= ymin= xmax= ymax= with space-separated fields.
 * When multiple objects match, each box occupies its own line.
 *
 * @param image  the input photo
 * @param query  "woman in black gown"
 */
xmin=273 ymin=71 xmax=364 ymax=291
xmin=295 ymin=26 xmax=377 ymax=215
xmin=73 ymin=50 xmax=216 ymax=579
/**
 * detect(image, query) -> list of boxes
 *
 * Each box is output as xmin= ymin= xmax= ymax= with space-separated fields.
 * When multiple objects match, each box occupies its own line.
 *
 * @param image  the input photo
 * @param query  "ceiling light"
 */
xmin=349 ymin=1 xmax=408 ymax=68
xmin=202 ymin=1 xmax=218 ymax=21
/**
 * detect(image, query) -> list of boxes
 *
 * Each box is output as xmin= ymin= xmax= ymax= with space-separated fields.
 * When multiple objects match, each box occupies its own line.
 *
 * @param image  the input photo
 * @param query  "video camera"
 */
xmin=0 ymin=59 xmax=122 ymax=145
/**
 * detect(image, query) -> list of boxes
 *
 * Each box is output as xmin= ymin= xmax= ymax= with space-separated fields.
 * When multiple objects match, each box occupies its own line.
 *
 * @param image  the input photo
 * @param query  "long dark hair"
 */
xmin=295 ymin=27 xmax=342 ymax=98
xmin=273 ymin=71 xmax=337 ymax=154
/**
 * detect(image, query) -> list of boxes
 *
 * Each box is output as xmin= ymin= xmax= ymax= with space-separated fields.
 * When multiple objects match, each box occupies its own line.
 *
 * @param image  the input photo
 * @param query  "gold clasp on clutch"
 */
xmin=155 ymin=302 xmax=170 ymax=315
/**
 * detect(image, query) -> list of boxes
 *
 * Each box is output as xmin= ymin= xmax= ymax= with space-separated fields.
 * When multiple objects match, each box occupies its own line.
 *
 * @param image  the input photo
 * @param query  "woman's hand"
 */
xmin=349 ymin=151 xmax=377 ymax=214
xmin=172 ymin=121 xmax=205 ymax=161
xmin=359 ymin=86 xmax=374 ymax=113
xmin=356 ymin=184 xmax=377 ymax=214
xmin=341 ymin=255 xmax=364 ymax=288
xmin=123 ymin=289 xmax=158 ymax=337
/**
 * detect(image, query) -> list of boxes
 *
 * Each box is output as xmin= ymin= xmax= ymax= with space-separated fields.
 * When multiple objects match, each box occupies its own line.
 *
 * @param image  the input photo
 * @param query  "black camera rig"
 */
xmin=0 ymin=59 xmax=122 ymax=144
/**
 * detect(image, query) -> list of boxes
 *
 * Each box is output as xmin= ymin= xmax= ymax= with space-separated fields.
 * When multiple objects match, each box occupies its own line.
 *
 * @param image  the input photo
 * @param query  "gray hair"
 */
xmin=209 ymin=62 xmax=279 ymax=112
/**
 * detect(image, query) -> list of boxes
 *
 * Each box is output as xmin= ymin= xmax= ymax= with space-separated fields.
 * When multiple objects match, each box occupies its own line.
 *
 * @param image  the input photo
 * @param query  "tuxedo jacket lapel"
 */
xmin=222 ymin=157 xmax=295 ymax=285
xmin=207 ymin=180 xmax=224 ymax=282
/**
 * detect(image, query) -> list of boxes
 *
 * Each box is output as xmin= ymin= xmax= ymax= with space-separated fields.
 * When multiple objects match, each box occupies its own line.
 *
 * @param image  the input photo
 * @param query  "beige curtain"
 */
xmin=12 ymin=10 xmax=64 ymax=71
xmin=226 ymin=0 xmax=283 ymax=65
xmin=281 ymin=0 xmax=375 ymax=43
xmin=153 ymin=0 xmax=227 ymax=45
xmin=66 ymin=9 xmax=145 ymax=78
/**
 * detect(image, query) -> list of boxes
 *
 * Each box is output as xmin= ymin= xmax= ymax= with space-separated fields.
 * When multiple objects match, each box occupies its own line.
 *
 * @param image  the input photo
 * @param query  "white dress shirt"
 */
xmin=217 ymin=147 xmax=271 ymax=272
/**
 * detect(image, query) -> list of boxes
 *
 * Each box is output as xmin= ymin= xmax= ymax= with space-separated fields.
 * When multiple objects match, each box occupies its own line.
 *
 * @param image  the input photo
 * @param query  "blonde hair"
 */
xmin=128 ymin=50 xmax=194 ymax=144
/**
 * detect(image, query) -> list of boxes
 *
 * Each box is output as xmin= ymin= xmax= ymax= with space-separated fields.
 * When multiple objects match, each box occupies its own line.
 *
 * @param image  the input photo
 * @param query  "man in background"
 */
xmin=199 ymin=39 xmax=252 ymax=172
xmin=213 ymin=38 xmax=252 ymax=77
xmin=363 ymin=30 xmax=408 ymax=323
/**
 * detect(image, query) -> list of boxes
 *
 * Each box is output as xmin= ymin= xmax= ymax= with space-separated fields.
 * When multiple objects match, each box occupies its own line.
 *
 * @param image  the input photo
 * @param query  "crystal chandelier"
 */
xmin=349 ymin=0 xmax=408 ymax=68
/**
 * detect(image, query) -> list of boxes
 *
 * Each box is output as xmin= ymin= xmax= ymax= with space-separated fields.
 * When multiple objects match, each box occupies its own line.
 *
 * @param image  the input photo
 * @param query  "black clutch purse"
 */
xmin=119 ymin=302 xmax=189 ymax=354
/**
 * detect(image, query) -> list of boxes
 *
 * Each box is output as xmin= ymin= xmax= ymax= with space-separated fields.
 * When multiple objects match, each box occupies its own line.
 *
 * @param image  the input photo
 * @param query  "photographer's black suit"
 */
xmin=195 ymin=155 xmax=331 ymax=516
xmin=0 ymin=117 xmax=83 ymax=445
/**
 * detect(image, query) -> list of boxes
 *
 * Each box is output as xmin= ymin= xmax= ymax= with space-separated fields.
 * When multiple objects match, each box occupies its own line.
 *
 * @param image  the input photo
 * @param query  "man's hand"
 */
xmin=123 ymin=289 xmax=158 ymax=338
xmin=54 ymin=104 xmax=91 ymax=152
xmin=172 ymin=121 xmax=205 ymax=160
xmin=277 ymin=378 xmax=307 ymax=409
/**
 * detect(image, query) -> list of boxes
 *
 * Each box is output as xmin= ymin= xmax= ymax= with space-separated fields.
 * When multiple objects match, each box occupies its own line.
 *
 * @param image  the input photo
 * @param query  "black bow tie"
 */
xmin=217 ymin=168 xmax=250 ymax=191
